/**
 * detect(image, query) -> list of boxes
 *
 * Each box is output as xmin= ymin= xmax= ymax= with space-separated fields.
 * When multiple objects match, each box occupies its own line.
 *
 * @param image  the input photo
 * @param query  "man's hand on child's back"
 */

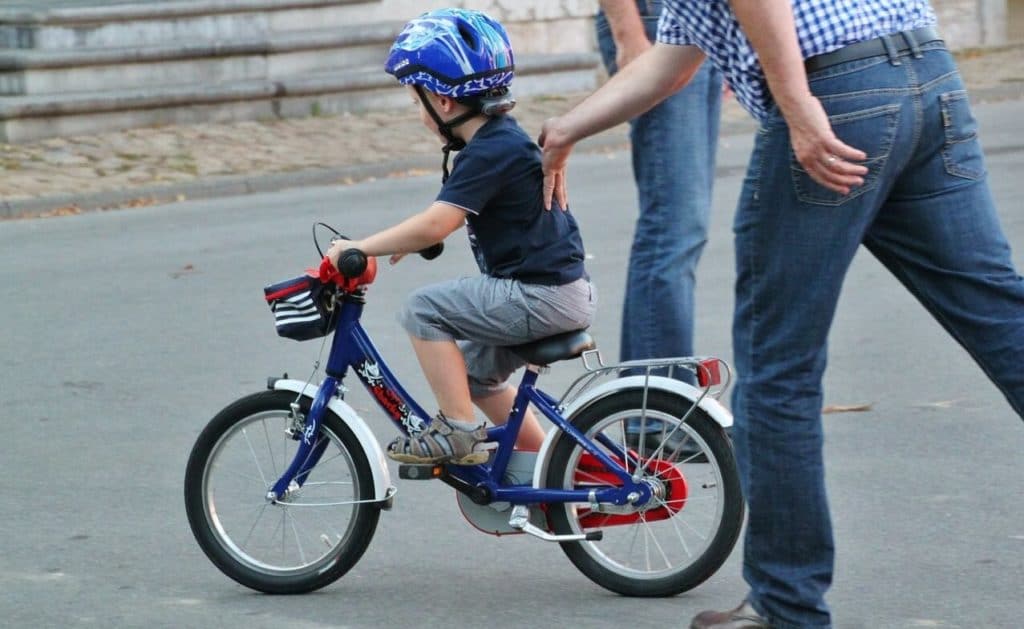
xmin=538 ymin=117 xmax=573 ymax=212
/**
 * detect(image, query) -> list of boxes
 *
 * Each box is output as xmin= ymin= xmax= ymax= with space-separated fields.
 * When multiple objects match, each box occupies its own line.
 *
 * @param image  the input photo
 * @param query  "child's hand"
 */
xmin=326 ymin=238 xmax=358 ymax=268
xmin=389 ymin=253 xmax=408 ymax=265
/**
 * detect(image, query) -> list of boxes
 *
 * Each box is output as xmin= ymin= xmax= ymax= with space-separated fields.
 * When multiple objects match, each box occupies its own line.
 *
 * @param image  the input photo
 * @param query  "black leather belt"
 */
xmin=804 ymin=26 xmax=943 ymax=73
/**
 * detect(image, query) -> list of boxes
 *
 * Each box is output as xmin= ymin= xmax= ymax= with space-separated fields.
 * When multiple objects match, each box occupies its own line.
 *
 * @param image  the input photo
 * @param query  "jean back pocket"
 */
xmin=940 ymin=90 xmax=986 ymax=181
xmin=791 ymin=103 xmax=901 ymax=206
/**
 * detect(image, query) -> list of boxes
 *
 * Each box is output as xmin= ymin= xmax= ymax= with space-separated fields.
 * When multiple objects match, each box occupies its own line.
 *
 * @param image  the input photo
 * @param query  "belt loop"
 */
xmin=902 ymin=29 xmax=923 ymax=58
xmin=880 ymin=34 xmax=902 ymax=66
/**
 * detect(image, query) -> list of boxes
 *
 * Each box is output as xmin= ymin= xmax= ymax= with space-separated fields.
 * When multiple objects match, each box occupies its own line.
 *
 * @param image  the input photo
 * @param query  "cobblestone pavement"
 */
xmin=2 ymin=44 xmax=1022 ymax=218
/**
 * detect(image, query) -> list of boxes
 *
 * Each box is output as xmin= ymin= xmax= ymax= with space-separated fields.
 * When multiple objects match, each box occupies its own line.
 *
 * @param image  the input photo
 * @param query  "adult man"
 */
xmin=541 ymin=1 xmax=1024 ymax=627
xmin=596 ymin=1 xmax=721 ymax=374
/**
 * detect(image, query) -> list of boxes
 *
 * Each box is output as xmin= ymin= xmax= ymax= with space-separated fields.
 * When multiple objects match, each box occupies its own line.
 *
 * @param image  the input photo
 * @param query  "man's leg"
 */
xmin=730 ymin=109 xmax=901 ymax=626
xmin=620 ymin=62 xmax=721 ymax=366
xmin=865 ymin=50 xmax=1024 ymax=418
xmin=596 ymin=2 xmax=722 ymax=368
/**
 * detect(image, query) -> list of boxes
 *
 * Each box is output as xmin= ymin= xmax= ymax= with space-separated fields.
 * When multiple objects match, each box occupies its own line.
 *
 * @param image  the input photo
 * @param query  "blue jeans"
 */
xmin=596 ymin=1 xmax=722 ymax=375
xmin=732 ymin=42 xmax=1024 ymax=628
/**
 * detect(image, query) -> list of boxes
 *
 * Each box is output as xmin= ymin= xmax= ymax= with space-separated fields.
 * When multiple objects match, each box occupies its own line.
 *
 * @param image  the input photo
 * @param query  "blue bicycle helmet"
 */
xmin=385 ymin=8 xmax=515 ymax=101
xmin=385 ymin=8 xmax=517 ymax=182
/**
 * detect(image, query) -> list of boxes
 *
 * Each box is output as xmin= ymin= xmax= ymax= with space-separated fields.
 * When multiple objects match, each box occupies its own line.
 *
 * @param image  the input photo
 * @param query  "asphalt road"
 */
xmin=2 ymin=100 xmax=1023 ymax=629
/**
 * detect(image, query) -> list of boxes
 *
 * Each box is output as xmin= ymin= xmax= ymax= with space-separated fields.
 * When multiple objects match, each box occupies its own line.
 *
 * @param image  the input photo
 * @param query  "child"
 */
xmin=326 ymin=8 xmax=596 ymax=465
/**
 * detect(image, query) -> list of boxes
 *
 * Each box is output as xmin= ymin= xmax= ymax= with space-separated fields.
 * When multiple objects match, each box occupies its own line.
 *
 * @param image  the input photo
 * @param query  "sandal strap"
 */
xmin=388 ymin=414 xmax=487 ymax=461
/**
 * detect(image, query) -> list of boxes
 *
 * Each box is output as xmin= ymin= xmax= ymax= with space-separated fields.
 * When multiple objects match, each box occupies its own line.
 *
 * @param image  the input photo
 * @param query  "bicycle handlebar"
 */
xmin=334 ymin=242 xmax=444 ymax=279
xmin=418 ymin=242 xmax=444 ymax=260
xmin=336 ymin=248 xmax=369 ymax=278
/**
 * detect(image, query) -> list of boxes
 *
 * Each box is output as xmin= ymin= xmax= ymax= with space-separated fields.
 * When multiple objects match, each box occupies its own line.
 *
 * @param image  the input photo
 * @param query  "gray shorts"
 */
xmin=398 ymin=275 xmax=597 ymax=397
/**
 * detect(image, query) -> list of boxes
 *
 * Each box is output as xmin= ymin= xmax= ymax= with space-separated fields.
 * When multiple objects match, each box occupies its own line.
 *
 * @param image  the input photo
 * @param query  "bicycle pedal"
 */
xmin=397 ymin=464 xmax=443 ymax=480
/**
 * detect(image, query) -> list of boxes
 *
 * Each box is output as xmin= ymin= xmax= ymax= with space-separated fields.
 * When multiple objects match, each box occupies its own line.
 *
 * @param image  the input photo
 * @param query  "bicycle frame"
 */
xmin=269 ymin=292 xmax=652 ymax=508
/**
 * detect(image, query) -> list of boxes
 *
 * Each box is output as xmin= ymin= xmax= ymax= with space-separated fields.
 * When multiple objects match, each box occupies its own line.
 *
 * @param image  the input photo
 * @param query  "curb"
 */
xmin=3 ymin=84 xmax=1021 ymax=220
xmin=0 ymin=132 xmax=633 ymax=219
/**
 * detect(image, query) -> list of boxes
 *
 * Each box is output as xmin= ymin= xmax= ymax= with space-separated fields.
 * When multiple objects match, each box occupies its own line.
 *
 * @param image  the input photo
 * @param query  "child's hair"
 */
xmin=385 ymin=8 xmax=518 ymax=179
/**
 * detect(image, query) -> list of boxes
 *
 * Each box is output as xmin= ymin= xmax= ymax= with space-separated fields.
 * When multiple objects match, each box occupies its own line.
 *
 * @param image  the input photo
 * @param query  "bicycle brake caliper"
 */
xmin=285 ymin=402 xmax=305 ymax=439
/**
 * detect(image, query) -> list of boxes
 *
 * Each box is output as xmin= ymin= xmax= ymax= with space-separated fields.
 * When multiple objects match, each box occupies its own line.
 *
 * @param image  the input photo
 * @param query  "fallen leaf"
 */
xmin=171 ymin=263 xmax=197 ymax=279
xmin=35 ymin=205 xmax=82 ymax=218
xmin=822 ymin=403 xmax=873 ymax=414
xmin=912 ymin=399 xmax=964 ymax=410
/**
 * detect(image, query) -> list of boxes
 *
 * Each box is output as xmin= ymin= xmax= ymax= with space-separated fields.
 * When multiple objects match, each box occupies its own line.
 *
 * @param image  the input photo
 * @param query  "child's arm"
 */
xmin=327 ymin=202 xmax=465 ymax=267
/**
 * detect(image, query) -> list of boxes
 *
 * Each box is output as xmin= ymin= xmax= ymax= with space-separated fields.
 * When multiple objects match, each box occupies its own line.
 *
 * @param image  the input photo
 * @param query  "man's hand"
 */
xmin=787 ymin=95 xmax=867 ymax=195
xmin=726 ymin=0 xmax=867 ymax=195
xmin=538 ymin=117 xmax=575 ymax=211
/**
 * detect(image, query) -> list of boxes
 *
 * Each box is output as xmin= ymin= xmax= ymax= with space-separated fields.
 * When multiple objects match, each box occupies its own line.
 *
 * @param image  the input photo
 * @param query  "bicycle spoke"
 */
xmin=240 ymin=502 xmax=272 ymax=549
xmin=654 ymin=497 xmax=696 ymax=557
xmin=285 ymin=509 xmax=309 ymax=565
xmin=211 ymin=462 xmax=270 ymax=487
xmin=313 ymin=449 xmax=349 ymax=469
xmin=641 ymin=514 xmax=673 ymax=570
xmin=617 ymin=421 xmax=631 ymax=476
xmin=625 ymin=517 xmax=644 ymax=566
xmin=241 ymin=427 xmax=270 ymax=487
xmin=656 ymin=494 xmax=712 ymax=542
xmin=261 ymin=418 xmax=280 ymax=479
xmin=573 ymin=468 xmax=613 ymax=486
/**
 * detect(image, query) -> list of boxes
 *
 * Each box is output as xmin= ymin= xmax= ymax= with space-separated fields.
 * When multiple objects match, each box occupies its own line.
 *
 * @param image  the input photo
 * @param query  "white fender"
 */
xmin=532 ymin=375 xmax=733 ymax=488
xmin=272 ymin=379 xmax=394 ymax=509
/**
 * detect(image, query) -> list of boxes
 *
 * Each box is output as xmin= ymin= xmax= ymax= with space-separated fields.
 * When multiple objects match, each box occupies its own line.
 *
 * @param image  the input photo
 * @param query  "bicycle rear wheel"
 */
xmin=184 ymin=390 xmax=380 ymax=593
xmin=544 ymin=389 xmax=743 ymax=597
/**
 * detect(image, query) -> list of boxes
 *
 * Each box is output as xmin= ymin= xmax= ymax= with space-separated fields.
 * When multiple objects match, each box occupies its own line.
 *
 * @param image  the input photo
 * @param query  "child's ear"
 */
xmin=437 ymin=94 xmax=460 ymax=114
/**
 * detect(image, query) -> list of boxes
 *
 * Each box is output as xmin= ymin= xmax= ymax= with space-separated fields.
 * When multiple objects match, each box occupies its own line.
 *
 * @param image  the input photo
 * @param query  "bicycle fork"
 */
xmin=266 ymin=377 xmax=339 ymax=502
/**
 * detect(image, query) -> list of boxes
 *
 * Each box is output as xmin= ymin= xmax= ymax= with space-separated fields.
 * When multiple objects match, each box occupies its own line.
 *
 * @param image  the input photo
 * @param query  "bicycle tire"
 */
xmin=544 ymin=389 xmax=743 ymax=597
xmin=184 ymin=390 xmax=380 ymax=594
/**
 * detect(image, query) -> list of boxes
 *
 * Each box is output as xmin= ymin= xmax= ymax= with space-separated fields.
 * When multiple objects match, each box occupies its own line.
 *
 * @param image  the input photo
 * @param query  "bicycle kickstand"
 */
xmin=508 ymin=506 xmax=603 ymax=542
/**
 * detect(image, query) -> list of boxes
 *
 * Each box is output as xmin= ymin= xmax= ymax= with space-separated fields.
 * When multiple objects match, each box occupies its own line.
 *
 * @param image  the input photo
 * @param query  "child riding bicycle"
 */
xmin=326 ymin=8 xmax=596 ymax=465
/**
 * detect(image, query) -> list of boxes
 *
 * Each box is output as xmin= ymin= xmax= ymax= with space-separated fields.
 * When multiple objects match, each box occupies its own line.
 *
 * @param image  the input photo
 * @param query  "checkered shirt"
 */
xmin=657 ymin=0 xmax=937 ymax=122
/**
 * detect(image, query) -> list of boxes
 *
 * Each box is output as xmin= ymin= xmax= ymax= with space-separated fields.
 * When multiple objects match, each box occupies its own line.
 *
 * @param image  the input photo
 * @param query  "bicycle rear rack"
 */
xmin=558 ymin=351 xmax=733 ymax=412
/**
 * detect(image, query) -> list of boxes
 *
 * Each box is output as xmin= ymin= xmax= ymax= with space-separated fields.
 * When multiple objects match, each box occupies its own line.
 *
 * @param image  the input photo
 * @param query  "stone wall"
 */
xmin=409 ymin=0 xmax=1011 ymax=52
xmin=351 ymin=0 xmax=600 ymax=55
xmin=933 ymin=0 xmax=1008 ymax=48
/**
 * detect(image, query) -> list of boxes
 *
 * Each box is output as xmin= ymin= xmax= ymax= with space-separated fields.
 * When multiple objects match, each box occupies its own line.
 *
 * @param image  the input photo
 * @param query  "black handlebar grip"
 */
xmin=336 ymin=248 xmax=368 ymax=278
xmin=418 ymin=242 xmax=444 ymax=260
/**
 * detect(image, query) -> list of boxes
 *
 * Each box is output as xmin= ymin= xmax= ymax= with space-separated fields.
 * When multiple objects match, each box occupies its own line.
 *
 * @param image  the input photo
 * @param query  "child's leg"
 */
xmin=409 ymin=334 xmax=544 ymax=446
xmin=406 ymin=335 xmax=542 ymax=454
xmin=473 ymin=387 xmax=546 ymax=451
xmin=409 ymin=335 xmax=475 ymax=421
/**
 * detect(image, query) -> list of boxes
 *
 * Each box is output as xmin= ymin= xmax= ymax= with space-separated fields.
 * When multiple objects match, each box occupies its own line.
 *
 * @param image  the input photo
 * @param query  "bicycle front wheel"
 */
xmin=184 ymin=390 xmax=380 ymax=593
xmin=544 ymin=389 xmax=743 ymax=597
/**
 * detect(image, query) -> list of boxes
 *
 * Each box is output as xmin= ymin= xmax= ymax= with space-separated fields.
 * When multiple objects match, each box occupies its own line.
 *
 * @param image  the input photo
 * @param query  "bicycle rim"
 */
xmin=200 ymin=409 xmax=363 ymax=576
xmin=557 ymin=408 xmax=729 ymax=582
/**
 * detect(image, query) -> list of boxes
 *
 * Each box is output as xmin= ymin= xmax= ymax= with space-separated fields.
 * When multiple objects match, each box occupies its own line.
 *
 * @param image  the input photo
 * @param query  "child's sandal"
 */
xmin=386 ymin=413 xmax=490 ymax=465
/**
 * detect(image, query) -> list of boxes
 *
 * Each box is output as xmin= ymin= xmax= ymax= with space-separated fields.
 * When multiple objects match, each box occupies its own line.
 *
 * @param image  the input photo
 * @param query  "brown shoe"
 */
xmin=690 ymin=601 xmax=770 ymax=629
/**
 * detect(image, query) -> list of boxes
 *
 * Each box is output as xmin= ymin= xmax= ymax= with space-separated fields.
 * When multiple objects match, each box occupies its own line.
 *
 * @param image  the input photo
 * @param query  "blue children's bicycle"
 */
xmin=184 ymin=226 xmax=744 ymax=597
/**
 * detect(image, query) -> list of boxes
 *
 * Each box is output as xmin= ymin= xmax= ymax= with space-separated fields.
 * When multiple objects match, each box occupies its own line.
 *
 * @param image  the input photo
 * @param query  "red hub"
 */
xmin=573 ymin=450 xmax=689 ymax=528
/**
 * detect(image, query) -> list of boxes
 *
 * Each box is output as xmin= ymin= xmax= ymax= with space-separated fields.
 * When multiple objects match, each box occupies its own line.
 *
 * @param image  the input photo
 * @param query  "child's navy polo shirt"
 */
xmin=436 ymin=115 xmax=587 ymax=286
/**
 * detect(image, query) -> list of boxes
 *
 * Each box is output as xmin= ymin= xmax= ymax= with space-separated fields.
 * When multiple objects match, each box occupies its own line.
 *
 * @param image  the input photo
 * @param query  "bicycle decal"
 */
xmin=357 ymin=358 xmax=427 ymax=435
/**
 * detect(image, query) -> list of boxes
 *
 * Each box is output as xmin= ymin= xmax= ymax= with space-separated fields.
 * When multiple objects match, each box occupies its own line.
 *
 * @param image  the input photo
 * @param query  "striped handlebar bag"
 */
xmin=263 ymin=274 xmax=335 ymax=341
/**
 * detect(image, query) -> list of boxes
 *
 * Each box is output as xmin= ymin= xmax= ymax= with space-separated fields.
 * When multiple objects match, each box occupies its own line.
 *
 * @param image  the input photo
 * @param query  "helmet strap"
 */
xmin=414 ymin=86 xmax=480 ymax=182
